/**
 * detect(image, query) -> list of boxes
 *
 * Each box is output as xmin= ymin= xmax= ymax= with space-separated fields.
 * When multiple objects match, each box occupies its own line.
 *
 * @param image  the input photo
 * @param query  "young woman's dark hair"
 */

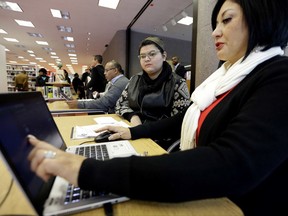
xmin=211 ymin=0 xmax=288 ymax=60
xmin=138 ymin=36 xmax=165 ymax=54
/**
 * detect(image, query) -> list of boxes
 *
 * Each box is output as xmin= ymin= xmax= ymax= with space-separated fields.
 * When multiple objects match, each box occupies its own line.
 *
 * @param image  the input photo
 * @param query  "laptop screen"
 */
xmin=0 ymin=92 xmax=66 ymax=214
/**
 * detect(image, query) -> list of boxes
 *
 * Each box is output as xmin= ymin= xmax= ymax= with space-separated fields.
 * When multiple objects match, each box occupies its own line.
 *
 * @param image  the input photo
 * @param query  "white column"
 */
xmin=0 ymin=44 xmax=8 ymax=92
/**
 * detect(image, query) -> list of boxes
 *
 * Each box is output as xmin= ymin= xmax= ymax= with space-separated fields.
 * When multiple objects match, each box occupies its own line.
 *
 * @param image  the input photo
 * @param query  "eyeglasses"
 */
xmin=138 ymin=50 xmax=161 ymax=60
xmin=104 ymin=68 xmax=115 ymax=72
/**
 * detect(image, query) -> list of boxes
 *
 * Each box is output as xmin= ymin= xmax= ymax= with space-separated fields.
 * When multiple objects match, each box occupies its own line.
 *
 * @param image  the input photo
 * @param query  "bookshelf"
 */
xmin=6 ymin=64 xmax=37 ymax=92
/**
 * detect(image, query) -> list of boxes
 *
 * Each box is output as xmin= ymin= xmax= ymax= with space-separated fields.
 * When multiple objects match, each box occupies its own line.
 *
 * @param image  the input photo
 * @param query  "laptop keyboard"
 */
xmin=75 ymin=144 xmax=110 ymax=160
xmin=64 ymin=144 xmax=110 ymax=204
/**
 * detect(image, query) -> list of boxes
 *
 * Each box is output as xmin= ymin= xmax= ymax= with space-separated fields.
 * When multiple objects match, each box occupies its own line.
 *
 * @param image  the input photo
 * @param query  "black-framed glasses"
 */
xmin=138 ymin=50 xmax=160 ymax=60
xmin=104 ymin=68 xmax=115 ymax=72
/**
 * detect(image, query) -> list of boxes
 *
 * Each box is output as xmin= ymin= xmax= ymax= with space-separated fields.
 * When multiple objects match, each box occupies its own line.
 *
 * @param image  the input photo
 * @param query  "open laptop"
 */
xmin=0 ymin=91 xmax=138 ymax=216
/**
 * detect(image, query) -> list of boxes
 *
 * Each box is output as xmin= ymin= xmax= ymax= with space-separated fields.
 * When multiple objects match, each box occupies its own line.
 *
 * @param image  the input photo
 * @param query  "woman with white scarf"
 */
xmin=28 ymin=0 xmax=288 ymax=215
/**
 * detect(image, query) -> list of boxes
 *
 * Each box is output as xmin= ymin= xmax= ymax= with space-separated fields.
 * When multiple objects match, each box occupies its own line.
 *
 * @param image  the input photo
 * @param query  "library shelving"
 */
xmin=6 ymin=63 xmax=37 ymax=92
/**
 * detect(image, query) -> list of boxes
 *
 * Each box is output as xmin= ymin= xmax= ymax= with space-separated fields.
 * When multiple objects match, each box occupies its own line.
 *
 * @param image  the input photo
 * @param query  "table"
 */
xmin=47 ymin=100 xmax=106 ymax=116
xmin=0 ymin=115 xmax=244 ymax=216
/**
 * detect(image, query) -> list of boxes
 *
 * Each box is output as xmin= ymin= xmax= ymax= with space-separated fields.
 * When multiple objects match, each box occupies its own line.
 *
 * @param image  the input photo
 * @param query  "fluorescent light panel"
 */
xmin=50 ymin=9 xmax=61 ymax=18
xmin=15 ymin=19 xmax=34 ymax=27
xmin=98 ymin=0 xmax=119 ymax=9
xmin=0 ymin=1 xmax=22 ymax=12
xmin=36 ymin=41 xmax=49 ymax=45
xmin=177 ymin=16 xmax=193 ymax=25
xmin=0 ymin=29 xmax=7 ymax=34
xmin=51 ymin=9 xmax=70 ymax=19
xmin=4 ymin=37 xmax=18 ymax=42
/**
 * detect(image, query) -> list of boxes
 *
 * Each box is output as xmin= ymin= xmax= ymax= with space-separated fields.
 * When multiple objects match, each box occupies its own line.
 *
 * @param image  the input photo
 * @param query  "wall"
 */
xmin=0 ymin=44 xmax=8 ymax=92
xmin=102 ymin=30 xmax=127 ymax=72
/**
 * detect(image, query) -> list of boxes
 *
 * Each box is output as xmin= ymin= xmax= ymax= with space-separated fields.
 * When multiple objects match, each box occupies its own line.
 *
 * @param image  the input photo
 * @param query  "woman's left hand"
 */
xmin=27 ymin=135 xmax=85 ymax=186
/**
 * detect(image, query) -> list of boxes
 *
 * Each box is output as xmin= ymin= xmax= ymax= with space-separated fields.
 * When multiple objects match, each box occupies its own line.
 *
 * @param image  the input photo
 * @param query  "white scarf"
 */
xmin=180 ymin=47 xmax=283 ymax=150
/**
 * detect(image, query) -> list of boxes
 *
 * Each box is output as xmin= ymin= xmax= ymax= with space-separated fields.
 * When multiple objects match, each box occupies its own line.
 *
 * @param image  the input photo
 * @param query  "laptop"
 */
xmin=0 ymin=91 xmax=138 ymax=216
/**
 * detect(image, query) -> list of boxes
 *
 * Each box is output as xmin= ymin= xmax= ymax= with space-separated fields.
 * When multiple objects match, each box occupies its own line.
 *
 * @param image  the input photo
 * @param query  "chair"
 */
xmin=167 ymin=139 xmax=180 ymax=153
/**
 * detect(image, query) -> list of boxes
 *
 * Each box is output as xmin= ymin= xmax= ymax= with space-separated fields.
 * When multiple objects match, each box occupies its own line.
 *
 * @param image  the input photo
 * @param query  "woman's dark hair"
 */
xmin=138 ymin=37 xmax=165 ymax=54
xmin=212 ymin=0 xmax=288 ymax=59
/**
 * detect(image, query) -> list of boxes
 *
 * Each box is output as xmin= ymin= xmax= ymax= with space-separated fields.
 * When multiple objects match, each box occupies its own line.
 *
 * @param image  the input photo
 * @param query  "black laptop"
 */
xmin=0 ymin=92 xmax=137 ymax=215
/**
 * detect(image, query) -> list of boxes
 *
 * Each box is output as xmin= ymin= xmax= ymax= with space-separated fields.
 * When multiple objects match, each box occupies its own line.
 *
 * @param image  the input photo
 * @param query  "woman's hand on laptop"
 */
xmin=27 ymin=135 xmax=85 ymax=186
xmin=95 ymin=125 xmax=131 ymax=140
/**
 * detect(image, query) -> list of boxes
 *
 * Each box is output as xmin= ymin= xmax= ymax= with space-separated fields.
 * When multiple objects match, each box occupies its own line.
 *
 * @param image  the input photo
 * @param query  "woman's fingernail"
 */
xmin=27 ymin=134 xmax=36 ymax=140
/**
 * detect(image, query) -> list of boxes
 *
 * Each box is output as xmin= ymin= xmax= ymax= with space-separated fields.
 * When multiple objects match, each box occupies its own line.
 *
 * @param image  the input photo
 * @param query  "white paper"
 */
xmin=72 ymin=124 xmax=103 ymax=139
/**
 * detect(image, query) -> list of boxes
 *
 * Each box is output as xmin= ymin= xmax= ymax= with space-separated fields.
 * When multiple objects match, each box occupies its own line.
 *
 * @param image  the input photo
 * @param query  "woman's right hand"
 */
xmin=95 ymin=125 xmax=132 ymax=140
xmin=66 ymin=100 xmax=78 ymax=109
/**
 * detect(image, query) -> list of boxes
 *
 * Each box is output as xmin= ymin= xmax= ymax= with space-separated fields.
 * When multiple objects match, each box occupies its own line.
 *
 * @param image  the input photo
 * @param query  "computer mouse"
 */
xmin=94 ymin=131 xmax=115 ymax=143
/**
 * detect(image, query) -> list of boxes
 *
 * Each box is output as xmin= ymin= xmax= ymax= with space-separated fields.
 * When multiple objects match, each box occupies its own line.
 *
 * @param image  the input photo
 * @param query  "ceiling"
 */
xmin=0 ymin=0 xmax=193 ymax=74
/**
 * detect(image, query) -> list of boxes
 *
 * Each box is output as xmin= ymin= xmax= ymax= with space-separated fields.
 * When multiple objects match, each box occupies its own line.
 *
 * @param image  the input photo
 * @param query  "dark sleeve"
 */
xmin=86 ymin=68 xmax=96 ymax=89
xmin=129 ymin=109 xmax=187 ymax=140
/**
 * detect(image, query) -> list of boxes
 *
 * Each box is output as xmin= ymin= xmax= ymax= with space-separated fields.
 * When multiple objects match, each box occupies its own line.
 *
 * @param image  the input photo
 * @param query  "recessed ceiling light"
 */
xmin=0 ymin=29 xmax=7 ymax=34
xmin=57 ymin=25 xmax=72 ymax=32
xmin=98 ymin=0 xmax=119 ymax=9
xmin=68 ymin=53 xmax=77 ymax=57
xmin=65 ymin=44 xmax=75 ymax=48
xmin=162 ymin=25 xmax=168 ymax=32
xmin=30 ymin=54 xmax=35 ymax=57
xmin=5 ymin=48 xmax=10 ymax=51
xmin=15 ymin=19 xmax=34 ymax=27
xmin=36 ymin=41 xmax=49 ymax=45
xmin=63 ymin=36 xmax=74 ymax=41
xmin=50 ymin=52 xmax=57 ymax=55
xmin=51 ymin=9 xmax=70 ymax=19
xmin=51 ymin=56 xmax=59 ymax=59
xmin=27 ymin=32 xmax=43 ymax=37
xmin=18 ymin=56 xmax=24 ymax=59
xmin=4 ymin=37 xmax=18 ymax=42
xmin=15 ymin=44 xmax=25 ymax=48
xmin=0 ymin=1 xmax=22 ymax=12
xmin=177 ymin=16 xmax=193 ymax=25
xmin=42 ymin=47 xmax=53 ymax=51
xmin=27 ymin=50 xmax=34 ymax=53
xmin=170 ymin=19 xmax=177 ymax=26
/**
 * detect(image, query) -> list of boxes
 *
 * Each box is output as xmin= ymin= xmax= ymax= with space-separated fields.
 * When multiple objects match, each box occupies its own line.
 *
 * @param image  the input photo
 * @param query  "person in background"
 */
xmin=67 ymin=60 xmax=129 ymax=113
xmin=27 ymin=0 xmax=288 ymax=215
xmin=72 ymin=73 xmax=85 ymax=99
xmin=85 ymin=55 xmax=107 ymax=99
xmin=171 ymin=56 xmax=186 ymax=79
xmin=35 ymin=68 xmax=49 ymax=86
xmin=15 ymin=70 xmax=29 ymax=91
xmin=63 ymin=69 xmax=71 ymax=84
xmin=115 ymin=36 xmax=190 ymax=127
xmin=81 ymin=69 xmax=91 ymax=99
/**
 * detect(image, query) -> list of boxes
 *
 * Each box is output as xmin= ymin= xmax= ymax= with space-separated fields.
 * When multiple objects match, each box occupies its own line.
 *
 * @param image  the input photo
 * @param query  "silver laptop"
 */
xmin=0 ymin=92 xmax=137 ymax=216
